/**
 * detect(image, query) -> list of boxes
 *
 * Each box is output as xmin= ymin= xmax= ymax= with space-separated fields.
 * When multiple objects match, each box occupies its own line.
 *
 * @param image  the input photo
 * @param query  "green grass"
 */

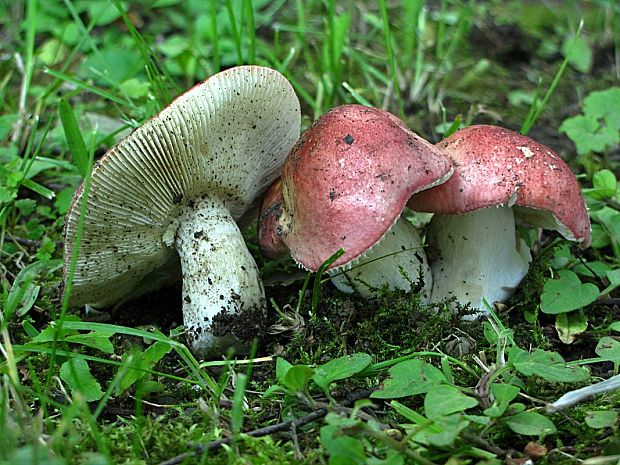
xmin=1 ymin=1 xmax=620 ymax=464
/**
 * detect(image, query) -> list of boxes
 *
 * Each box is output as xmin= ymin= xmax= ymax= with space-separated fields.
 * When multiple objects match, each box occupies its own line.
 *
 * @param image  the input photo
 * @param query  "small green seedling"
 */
xmin=584 ymin=169 xmax=618 ymax=200
xmin=595 ymin=337 xmax=620 ymax=373
xmin=424 ymin=384 xmax=478 ymax=419
xmin=268 ymin=353 xmax=372 ymax=401
xmin=273 ymin=357 xmax=315 ymax=396
xmin=2 ymin=259 xmax=62 ymax=320
xmin=561 ymin=33 xmax=592 ymax=73
xmin=509 ymin=347 xmax=590 ymax=383
xmin=585 ymin=410 xmax=618 ymax=429
xmin=371 ymin=359 xmax=446 ymax=399
xmin=59 ymin=358 xmax=105 ymax=402
xmin=555 ymin=310 xmax=588 ymax=345
xmin=560 ymin=87 xmax=620 ymax=157
xmin=312 ymin=353 xmax=371 ymax=396
xmin=539 ymin=269 xmax=600 ymax=343
xmin=540 ymin=270 xmax=599 ymax=315
xmin=503 ymin=411 xmax=557 ymax=436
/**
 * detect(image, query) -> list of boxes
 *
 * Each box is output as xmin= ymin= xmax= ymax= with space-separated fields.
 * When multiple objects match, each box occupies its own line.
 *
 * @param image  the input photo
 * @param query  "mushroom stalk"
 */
xmin=428 ymin=205 xmax=531 ymax=316
xmin=329 ymin=217 xmax=432 ymax=302
xmin=175 ymin=197 xmax=265 ymax=353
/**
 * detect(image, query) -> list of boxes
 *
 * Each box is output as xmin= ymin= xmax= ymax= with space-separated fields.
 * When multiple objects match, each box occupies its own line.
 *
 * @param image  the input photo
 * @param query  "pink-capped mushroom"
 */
xmin=259 ymin=104 xmax=453 ymax=300
xmin=408 ymin=124 xmax=591 ymax=315
xmin=63 ymin=66 xmax=301 ymax=354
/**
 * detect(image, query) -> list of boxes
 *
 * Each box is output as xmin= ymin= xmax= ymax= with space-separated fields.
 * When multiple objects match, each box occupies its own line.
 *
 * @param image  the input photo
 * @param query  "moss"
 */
xmin=540 ymin=396 xmax=620 ymax=463
xmin=70 ymin=410 xmax=323 ymax=464
xmin=508 ymin=240 xmax=558 ymax=349
xmin=273 ymin=283 xmax=484 ymax=368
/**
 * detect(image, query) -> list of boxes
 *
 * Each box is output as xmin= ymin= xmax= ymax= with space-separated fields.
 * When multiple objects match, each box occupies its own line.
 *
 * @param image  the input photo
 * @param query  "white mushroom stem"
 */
xmin=427 ymin=205 xmax=532 ymax=317
xmin=175 ymin=197 xmax=265 ymax=353
xmin=329 ymin=217 xmax=433 ymax=302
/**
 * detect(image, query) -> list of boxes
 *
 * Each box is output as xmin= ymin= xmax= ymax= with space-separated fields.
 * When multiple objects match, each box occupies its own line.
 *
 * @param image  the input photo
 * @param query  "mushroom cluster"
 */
xmin=64 ymin=66 xmax=301 ymax=354
xmin=65 ymin=74 xmax=590 ymax=356
xmin=259 ymin=118 xmax=590 ymax=318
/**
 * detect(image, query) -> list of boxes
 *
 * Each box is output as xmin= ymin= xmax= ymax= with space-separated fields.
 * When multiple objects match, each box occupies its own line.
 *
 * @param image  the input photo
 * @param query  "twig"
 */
xmin=547 ymin=374 xmax=620 ymax=412
xmin=156 ymin=388 xmax=377 ymax=465
xmin=3 ymin=234 xmax=64 ymax=249
xmin=101 ymin=406 xmax=137 ymax=417
xmin=605 ymin=198 xmax=620 ymax=212
xmin=314 ymin=399 xmax=389 ymax=429
xmin=364 ymin=428 xmax=437 ymax=465
xmin=4 ymin=234 xmax=42 ymax=248
xmin=476 ymin=369 xmax=493 ymax=409
xmin=517 ymin=391 xmax=548 ymax=406
xmin=461 ymin=432 xmax=506 ymax=455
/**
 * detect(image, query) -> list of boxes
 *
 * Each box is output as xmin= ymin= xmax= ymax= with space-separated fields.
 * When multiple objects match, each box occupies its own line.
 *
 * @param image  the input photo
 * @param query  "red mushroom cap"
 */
xmin=276 ymin=104 xmax=453 ymax=271
xmin=258 ymin=178 xmax=288 ymax=259
xmin=408 ymin=125 xmax=591 ymax=247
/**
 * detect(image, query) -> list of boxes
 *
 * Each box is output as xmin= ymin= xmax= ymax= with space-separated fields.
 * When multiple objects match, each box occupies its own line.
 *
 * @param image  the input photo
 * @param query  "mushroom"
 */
xmin=408 ymin=124 xmax=591 ymax=315
xmin=258 ymin=104 xmax=453 ymax=300
xmin=63 ymin=66 xmax=301 ymax=354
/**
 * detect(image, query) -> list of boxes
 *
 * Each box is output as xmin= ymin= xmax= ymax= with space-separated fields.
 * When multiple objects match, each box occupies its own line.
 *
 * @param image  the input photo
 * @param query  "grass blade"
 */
xmin=58 ymin=321 xmax=218 ymax=392
xmin=58 ymin=98 xmax=89 ymax=178
xmin=342 ymin=81 xmax=373 ymax=106
xmin=231 ymin=342 xmax=257 ymax=443
xmin=244 ymin=0 xmax=256 ymax=63
xmin=12 ymin=345 xmax=195 ymax=385
xmin=521 ymin=20 xmax=584 ymax=135
xmin=411 ymin=5 xmax=427 ymax=101
xmin=311 ymin=248 xmax=345 ymax=314
xmin=45 ymin=68 xmax=139 ymax=111
xmin=225 ymin=0 xmax=243 ymax=64
xmin=210 ymin=1 xmax=220 ymax=72
xmin=41 ymin=135 xmax=96 ymax=414
xmin=17 ymin=0 xmax=36 ymax=119
xmin=110 ymin=0 xmax=177 ymax=108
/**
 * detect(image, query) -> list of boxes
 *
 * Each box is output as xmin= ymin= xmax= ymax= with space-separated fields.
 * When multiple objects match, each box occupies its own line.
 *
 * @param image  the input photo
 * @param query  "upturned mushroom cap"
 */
xmin=63 ymin=65 xmax=301 ymax=311
xmin=408 ymin=125 xmax=591 ymax=246
xmin=274 ymin=104 xmax=453 ymax=271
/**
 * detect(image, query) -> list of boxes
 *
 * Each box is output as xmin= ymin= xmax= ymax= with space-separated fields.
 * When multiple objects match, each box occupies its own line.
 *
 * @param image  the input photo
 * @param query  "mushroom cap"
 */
xmin=64 ymin=66 xmax=301 ymax=307
xmin=408 ymin=125 xmax=591 ymax=246
xmin=277 ymin=104 xmax=453 ymax=271
xmin=257 ymin=178 xmax=288 ymax=259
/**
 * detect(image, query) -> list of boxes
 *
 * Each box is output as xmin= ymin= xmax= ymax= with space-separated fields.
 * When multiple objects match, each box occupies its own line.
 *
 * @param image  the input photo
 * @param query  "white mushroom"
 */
xmin=63 ymin=66 xmax=301 ymax=354
xmin=409 ymin=125 xmax=591 ymax=316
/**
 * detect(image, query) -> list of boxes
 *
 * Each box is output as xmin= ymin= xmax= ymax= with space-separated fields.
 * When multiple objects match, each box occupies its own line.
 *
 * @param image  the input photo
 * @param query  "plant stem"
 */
xmin=520 ymin=20 xmax=584 ymax=135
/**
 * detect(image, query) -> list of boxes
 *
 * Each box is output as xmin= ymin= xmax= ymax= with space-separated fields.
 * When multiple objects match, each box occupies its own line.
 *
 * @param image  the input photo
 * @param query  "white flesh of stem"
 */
xmin=330 ymin=217 xmax=432 ymax=302
xmin=428 ymin=205 xmax=531 ymax=317
xmin=175 ymin=197 xmax=265 ymax=354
